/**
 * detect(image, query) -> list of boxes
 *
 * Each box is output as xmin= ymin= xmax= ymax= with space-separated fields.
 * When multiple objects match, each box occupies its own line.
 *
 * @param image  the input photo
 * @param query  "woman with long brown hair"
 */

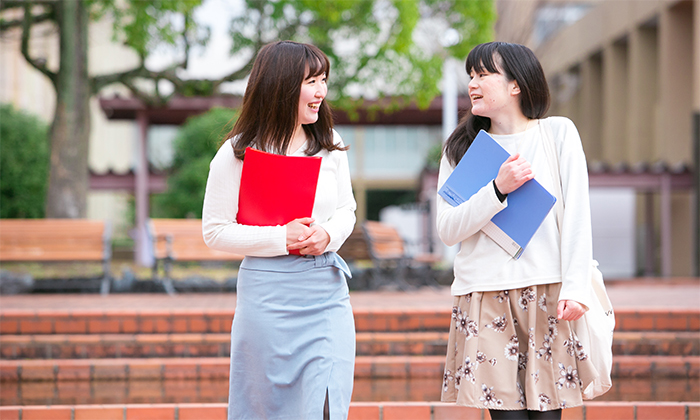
xmin=202 ymin=40 xmax=357 ymax=420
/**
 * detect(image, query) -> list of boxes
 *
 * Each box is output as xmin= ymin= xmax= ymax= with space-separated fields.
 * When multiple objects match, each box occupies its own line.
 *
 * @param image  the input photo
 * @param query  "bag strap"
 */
xmin=541 ymin=119 xmax=602 ymax=312
xmin=539 ymin=118 xmax=565 ymax=232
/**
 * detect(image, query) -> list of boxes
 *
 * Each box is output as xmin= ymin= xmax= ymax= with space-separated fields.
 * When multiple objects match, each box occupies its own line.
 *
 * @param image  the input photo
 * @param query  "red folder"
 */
xmin=237 ymin=147 xmax=322 ymax=254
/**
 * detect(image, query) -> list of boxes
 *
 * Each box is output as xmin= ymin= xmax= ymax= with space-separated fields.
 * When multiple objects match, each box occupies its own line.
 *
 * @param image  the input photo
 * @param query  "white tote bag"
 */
xmin=539 ymin=119 xmax=615 ymax=399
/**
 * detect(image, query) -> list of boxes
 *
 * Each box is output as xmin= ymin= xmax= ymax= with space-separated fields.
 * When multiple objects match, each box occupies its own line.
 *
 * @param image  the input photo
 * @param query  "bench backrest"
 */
xmin=337 ymin=228 xmax=370 ymax=261
xmin=148 ymin=219 xmax=244 ymax=262
xmin=361 ymin=220 xmax=405 ymax=262
xmin=0 ymin=219 xmax=110 ymax=262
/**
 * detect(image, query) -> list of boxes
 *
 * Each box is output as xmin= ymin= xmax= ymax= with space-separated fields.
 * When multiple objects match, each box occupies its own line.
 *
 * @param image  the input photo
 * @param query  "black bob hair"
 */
xmin=443 ymin=42 xmax=550 ymax=167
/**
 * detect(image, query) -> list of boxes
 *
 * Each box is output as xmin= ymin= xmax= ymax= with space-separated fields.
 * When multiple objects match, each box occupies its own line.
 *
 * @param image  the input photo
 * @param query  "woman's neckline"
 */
xmin=489 ymin=119 xmax=540 ymax=138
xmin=288 ymin=140 xmax=307 ymax=156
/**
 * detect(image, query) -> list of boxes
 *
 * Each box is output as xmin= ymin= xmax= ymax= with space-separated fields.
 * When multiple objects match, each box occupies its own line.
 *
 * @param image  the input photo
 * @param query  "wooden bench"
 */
xmin=0 ymin=219 xmax=112 ymax=294
xmin=147 ymin=219 xmax=244 ymax=295
xmin=337 ymin=227 xmax=371 ymax=262
xmin=361 ymin=220 xmax=441 ymax=290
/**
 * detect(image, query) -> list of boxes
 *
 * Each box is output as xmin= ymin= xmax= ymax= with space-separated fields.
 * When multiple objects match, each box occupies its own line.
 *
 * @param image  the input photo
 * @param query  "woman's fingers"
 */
xmin=288 ymin=225 xmax=330 ymax=255
xmin=495 ymin=154 xmax=534 ymax=194
xmin=291 ymin=217 xmax=315 ymax=226
xmin=286 ymin=218 xmax=314 ymax=247
xmin=557 ymin=300 xmax=586 ymax=321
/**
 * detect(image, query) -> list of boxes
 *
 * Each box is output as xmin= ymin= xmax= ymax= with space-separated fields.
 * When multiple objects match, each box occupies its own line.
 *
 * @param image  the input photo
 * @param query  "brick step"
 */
xmin=3 ymin=377 xmax=700 ymax=407
xmin=1 ymin=330 xmax=698 ymax=360
xmin=613 ymin=331 xmax=700 ymax=356
xmin=2 ymin=308 xmax=698 ymax=335
xmin=0 ymin=401 xmax=698 ymax=420
xmin=0 ymin=331 xmax=449 ymax=359
xmin=1 ymin=355 xmax=697 ymax=383
xmin=2 ymin=376 xmax=698 ymax=406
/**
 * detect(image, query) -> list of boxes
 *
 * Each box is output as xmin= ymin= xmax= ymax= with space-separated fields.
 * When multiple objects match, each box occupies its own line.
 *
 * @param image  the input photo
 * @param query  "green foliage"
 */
xmin=425 ymin=142 xmax=443 ymax=172
xmin=366 ymin=189 xmax=417 ymax=221
xmin=229 ymin=0 xmax=496 ymax=111
xmin=92 ymin=0 xmax=208 ymax=59
xmin=152 ymin=107 xmax=238 ymax=218
xmin=181 ymin=79 xmax=216 ymax=97
xmin=5 ymin=0 xmax=495 ymax=114
xmin=0 ymin=104 xmax=49 ymax=218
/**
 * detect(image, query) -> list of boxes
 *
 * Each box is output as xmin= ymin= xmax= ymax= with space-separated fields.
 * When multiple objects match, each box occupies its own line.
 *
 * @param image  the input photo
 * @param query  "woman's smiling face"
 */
xmin=297 ymin=68 xmax=327 ymax=126
xmin=467 ymin=57 xmax=520 ymax=119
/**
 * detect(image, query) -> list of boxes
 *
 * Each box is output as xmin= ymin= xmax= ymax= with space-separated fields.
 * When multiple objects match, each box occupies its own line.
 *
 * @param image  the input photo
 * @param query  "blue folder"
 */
xmin=438 ymin=130 xmax=556 ymax=259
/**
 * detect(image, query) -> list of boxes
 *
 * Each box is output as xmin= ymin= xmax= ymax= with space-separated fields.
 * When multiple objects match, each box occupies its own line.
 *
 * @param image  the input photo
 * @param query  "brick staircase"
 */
xmin=1 ymin=304 xmax=699 ymax=419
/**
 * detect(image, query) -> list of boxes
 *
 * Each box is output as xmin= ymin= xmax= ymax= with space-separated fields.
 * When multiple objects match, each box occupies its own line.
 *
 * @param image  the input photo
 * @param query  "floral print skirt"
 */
xmin=441 ymin=283 xmax=598 ymax=412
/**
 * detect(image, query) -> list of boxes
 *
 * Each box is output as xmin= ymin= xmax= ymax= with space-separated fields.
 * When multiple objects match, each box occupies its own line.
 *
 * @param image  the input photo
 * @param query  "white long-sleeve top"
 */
xmin=202 ymin=130 xmax=357 ymax=257
xmin=436 ymin=117 xmax=594 ymax=309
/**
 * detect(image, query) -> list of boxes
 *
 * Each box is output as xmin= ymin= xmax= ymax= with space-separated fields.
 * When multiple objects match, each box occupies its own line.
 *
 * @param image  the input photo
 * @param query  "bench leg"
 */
xmin=368 ymin=266 xmax=412 ymax=291
xmin=100 ymin=258 xmax=111 ymax=295
xmin=394 ymin=264 xmax=414 ymax=291
xmin=162 ymin=277 xmax=177 ymax=296
xmin=100 ymin=276 xmax=111 ymax=295
xmin=161 ymin=258 xmax=176 ymax=296
xmin=409 ymin=266 xmax=442 ymax=289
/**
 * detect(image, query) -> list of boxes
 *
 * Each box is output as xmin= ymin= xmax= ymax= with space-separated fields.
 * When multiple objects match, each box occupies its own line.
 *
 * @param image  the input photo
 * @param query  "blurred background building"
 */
xmin=495 ymin=0 xmax=698 ymax=277
xmin=1 ymin=0 xmax=697 ymax=277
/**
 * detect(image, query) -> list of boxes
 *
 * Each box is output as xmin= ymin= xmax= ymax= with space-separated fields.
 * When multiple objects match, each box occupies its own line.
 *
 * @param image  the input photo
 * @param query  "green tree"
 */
xmin=0 ymin=0 xmax=206 ymax=218
xmin=152 ymin=107 xmax=237 ymax=218
xmin=0 ymin=104 xmax=49 ymax=218
xmin=0 ymin=0 xmax=494 ymax=218
xmin=230 ymin=0 xmax=494 ymax=110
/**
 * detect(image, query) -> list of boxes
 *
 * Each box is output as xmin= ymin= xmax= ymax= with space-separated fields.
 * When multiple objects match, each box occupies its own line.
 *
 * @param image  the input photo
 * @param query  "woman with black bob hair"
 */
xmin=202 ymin=41 xmax=357 ymax=420
xmin=438 ymin=42 xmax=599 ymax=420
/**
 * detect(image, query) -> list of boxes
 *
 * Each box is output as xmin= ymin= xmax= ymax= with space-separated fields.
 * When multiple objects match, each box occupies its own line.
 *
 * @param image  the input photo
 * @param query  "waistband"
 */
xmin=240 ymin=252 xmax=352 ymax=278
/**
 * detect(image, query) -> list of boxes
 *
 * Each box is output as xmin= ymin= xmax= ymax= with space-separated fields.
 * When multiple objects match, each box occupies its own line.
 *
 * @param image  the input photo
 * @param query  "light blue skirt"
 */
xmin=228 ymin=252 xmax=355 ymax=420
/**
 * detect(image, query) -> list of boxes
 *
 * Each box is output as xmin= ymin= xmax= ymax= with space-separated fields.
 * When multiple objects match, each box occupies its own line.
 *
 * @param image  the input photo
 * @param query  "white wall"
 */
xmin=589 ymin=188 xmax=637 ymax=278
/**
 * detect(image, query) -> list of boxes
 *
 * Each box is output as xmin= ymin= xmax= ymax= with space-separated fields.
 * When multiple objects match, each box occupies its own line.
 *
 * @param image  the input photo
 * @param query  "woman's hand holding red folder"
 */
xmin=286 ymin=217 xmax=330 ymax=256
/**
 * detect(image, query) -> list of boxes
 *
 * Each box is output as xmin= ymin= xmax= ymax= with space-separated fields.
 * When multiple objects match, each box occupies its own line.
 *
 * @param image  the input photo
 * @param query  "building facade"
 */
xmin=496 ymin=0 xmax=699 ymax=276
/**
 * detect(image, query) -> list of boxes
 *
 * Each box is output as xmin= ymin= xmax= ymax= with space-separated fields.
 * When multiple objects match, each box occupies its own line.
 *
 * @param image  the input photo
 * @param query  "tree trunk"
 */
xmin=45 ymin=1 xmax=90 ymax=218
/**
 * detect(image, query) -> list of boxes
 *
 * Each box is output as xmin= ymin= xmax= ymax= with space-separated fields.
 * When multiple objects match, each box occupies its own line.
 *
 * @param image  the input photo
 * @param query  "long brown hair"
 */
xmin=227 ymin=40 xmax=346 ymax=159
xmin=444 ymin=42 xmax=550 ymax=167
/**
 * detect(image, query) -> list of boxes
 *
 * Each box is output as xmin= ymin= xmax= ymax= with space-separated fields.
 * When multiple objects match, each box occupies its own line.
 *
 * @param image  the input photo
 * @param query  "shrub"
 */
xmin=0 ymin=104 xmax=49 ymax=218
xmin=152 ymin=107 xmax=238 ymax=218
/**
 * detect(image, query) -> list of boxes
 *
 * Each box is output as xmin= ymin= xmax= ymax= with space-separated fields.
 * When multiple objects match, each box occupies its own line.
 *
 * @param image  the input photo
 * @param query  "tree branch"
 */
xmin=0 ymin=11 xmax=52 ymax=31
xmin=93 ymin=36 xmax=252 ymax=100
xmin=210 ymin=58 xmax=254 ymax=91
xmin=0 ymin=1 xmax=25 ymax=11
xmin=1 ymin=1 xmax=55 ymax=15
xmin=20 ymin=2 xmax=57 ymax=85
xmin=182 ymin=12 xmax=190 ymax=69
xmin=119 ymin=77 xmax=174 ymax=107
xmin=92 ymin=60 xmax=177 ymax=93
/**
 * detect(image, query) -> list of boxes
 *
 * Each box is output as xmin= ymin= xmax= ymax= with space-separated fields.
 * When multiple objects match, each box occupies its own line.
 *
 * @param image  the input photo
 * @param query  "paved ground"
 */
xmin=0 ymin=278 xmax=697 ymax=312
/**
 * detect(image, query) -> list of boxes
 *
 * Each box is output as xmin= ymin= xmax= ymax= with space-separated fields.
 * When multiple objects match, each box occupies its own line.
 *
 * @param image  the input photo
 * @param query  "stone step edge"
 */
xmin=1 ymin=355 xmax=697 ymax=382
xmin=3 ymin=307 xmax=697 ymax=316
xmin=0 ymin=331 xmax=446 ymax=344
xmin=0 ymin=401 xmax=698 ymax=420
xmin=2 ymin=307 xmax=697 ymax=335
xmin=2 ymin=331 xmax=697 ymax=360
xmin=1 ymin=330 xmax=696 ymax=345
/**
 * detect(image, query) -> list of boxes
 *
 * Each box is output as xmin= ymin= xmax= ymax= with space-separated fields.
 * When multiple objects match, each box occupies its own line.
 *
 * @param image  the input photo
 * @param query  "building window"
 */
xmin=534 ymin=4 xmax=591 ymax=47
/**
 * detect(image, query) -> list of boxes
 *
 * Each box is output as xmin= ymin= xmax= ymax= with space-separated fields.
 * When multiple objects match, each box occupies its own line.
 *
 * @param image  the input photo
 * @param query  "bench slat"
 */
xmin=149 ymin=219 xmax=244 ymax=262
xmin=0 ymin=251 xmax=105 ymax=261
xmin=0 ymin=219 xmax=109 ymax=264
